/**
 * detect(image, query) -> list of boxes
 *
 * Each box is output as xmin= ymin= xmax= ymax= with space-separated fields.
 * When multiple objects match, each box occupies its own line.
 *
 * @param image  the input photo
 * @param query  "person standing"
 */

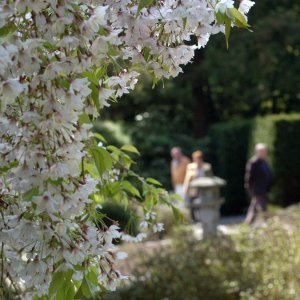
xmin=170 ymin=147 xmax=190 ymax=199
xmin=244 ymin=143 xmax=272 ymax=224
xmin=183 ymin=150 xmax=213 ymax=198
xmin=184 ymin=150 xmax=213 ymax=221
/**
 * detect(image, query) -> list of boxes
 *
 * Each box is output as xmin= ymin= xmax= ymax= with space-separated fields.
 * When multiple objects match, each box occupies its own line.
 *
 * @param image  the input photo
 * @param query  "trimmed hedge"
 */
xmin=209 ymin=119 xmax=253 ymax=214
xmin=209 ymin=114 xmax=300 ymax=214
xmin=253 ymin=115 xmax=300 ymax=206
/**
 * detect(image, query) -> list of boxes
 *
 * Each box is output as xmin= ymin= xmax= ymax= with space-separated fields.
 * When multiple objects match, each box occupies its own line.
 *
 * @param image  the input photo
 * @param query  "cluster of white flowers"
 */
xmin=0 ymin=0 xmax=253 ymax=298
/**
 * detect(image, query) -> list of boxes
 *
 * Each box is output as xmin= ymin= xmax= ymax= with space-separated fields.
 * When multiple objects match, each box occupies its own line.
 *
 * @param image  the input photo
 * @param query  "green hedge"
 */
xmin=209 ymin=114 xmax=300 ymax=214
xmin=252 ymin=115 xmax=300 ymax=206
xmin=209 ymin=119 xmax=253 ymax=214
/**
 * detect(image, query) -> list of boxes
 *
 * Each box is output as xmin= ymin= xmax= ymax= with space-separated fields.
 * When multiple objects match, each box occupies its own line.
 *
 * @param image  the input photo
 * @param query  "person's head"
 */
xmin=192 ymin=150 xmax=204 ymax=165
xmin=255 ymin=143 xmax=268 ymax=159
xmin=171 ymin=147 xmax=182 ymax=160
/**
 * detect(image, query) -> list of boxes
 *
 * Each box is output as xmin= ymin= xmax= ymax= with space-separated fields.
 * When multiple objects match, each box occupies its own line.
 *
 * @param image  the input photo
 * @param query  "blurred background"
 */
xmin=95 ymin=0 xmax=300 ymax=215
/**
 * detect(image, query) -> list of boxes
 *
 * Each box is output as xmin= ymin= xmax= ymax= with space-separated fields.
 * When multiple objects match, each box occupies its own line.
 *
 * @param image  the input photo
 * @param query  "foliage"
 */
xmin=106 ymin=206 xmax=300 ymax=300
xmin=204 ymin=0 xmax=300 ymax=119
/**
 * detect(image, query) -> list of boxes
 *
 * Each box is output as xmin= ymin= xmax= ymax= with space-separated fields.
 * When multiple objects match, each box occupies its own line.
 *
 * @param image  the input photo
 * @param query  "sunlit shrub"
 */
xmin=106 ymin=206 xmax=300 ymax=300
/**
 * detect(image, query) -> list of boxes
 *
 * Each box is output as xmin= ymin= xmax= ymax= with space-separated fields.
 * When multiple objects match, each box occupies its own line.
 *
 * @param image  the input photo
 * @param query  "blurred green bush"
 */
xmin=104 ymin=206 xmax=300 ymax=300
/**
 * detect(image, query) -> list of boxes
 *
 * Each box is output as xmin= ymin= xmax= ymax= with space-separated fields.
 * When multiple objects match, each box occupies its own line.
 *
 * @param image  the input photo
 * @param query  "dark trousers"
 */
xmin=245 ymin=194 xmax=267 ymax=224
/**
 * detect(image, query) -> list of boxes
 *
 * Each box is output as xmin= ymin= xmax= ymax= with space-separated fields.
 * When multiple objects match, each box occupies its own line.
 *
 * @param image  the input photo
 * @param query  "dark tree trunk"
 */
xmin=188 ymin=50 xmax=216 ymax=138
xmin=192 ymin=81 xmax=216 ymax=138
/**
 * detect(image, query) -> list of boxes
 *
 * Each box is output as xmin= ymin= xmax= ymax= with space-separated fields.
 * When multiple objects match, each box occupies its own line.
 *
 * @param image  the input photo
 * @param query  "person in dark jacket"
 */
xmin=244 ymin=143 xmax=272 ymax=224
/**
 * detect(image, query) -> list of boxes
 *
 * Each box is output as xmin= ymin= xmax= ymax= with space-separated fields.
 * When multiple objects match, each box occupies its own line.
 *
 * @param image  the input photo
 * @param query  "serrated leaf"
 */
xmin=137 ymin=0 xmax=154 ymax=13
xmin=121 ymin=145 xmax=140 ymax=155
xmin=146 ymin=177 xmax=162 ymax=186
xmin=90 ymin=147 xmax=113 ymax=176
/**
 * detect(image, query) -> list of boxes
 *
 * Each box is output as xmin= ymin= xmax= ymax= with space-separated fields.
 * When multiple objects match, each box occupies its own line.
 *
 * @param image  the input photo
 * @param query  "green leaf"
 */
xmin=51 ymin=270 xmax=74 ymax=300
xmin=94 ymin=132 xmax=107 ymax=143
xmin=107 ymin=43 xmax=120 ymax=56
xmin=90 ymin=147 xmax=113 ymax=176
xmin=84 ymin=162 xmax=99 ymax=179
xmin=63 ymin=281 xmax=76 ymax=300
xmin=107 ymin=145 xmax=120 ymax=153
xmin=121 ymin=145 xmax=140 ymax=155
xmin=228 ymin=8 xmax=249 ymax=28
xmin=225 ymin=16 xmax=231 ymax=49
xmin=171 ymin=193 xmax=183 ymax=202
xmin=75 ymin=277 xmax=98 ymax=298
xmin=182 ymin=17 xmax=187 ymax=30
xmin=90 ymin=84 xmax=100 ymax=111
xmin=142 ymin=47 xmax=151 ymax=62
xmin=137 ymin=0 xmax=154 ymax=13
xmin=23 ymin=187 xmax=40 ymax=201
xmin=146 ymin=177 xmax=162 ymax=186
xmin=78 ymin=113 xmax=91 ymax=125
xmin=82 ymin=71 xmax=99 ymax=85
xmin=49 ymin=272 xmax=65 ymax=299
xmin=0 ymin=24 xmax=16 ymax=37
xmin=96 ymin=67 xmax=106 ymax=79
xmin=215 ymin=12 xmax=226 ymax=24
xmin=122 ymin=181 xmax=141 ymax=197
xmin=172 ymin=206 xmax=184 ymax=223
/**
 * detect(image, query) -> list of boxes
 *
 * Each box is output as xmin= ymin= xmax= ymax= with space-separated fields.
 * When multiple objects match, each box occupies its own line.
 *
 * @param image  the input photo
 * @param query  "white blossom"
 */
xmin=145 ymin=211 xmax=156 ymax=221
xmin=153 ymin=223 xmax=164 ymax=233
xmin=239 ymin=0 xmax=255 ymax=15
xmin=215 ymin=0 xmax=234 ymax=13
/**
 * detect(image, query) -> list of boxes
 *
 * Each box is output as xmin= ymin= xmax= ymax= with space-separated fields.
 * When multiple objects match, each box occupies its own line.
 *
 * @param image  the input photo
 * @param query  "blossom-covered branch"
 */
xmin=0 ymin=0 xmax=254 ymax=298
